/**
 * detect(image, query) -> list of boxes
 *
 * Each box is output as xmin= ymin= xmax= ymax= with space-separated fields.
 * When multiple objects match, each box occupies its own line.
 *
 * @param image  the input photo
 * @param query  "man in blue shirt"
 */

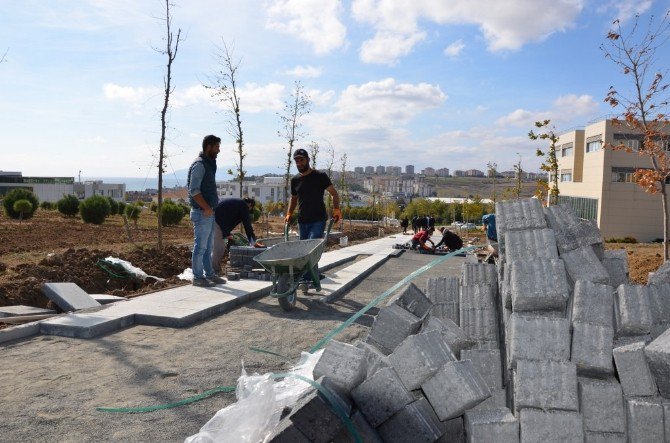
xmin=187 ymin=135 xmax=225 ymax=287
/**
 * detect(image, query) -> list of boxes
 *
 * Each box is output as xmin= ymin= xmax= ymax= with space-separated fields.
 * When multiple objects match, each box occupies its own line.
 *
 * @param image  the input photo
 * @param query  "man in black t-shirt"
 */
xmin=434 ymin=226 xmax=464 ymax=251
xmin=285 ymin=148 xmax=341 ymax=240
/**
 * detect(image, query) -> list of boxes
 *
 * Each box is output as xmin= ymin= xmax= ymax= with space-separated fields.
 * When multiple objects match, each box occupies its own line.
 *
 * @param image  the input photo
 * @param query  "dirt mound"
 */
xmin=0 ymin=245 xmax=191 ymax=308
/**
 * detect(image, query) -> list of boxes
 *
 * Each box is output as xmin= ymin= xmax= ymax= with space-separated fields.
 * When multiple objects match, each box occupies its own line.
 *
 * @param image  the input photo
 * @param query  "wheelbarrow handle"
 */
xmin=284 ymin=222 xmax=289 ymax=242
xmin=323 ymin=218 xmax=335 ymax=243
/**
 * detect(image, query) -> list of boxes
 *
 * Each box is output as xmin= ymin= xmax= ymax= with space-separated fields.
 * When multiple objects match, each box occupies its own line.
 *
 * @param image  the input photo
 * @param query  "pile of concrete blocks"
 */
xmin=266 ymin=198 xmax=670 ymax=442
xmin=228 ymin=245 xmax=267 ymax=269
xmin=268 ymin=266 xmax=517 ymax=442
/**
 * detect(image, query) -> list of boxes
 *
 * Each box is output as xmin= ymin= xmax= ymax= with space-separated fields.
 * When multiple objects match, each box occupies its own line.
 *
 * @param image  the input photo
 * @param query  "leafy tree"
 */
xmin=117 ymin=201 xmax=126 ymax=215
xmin=3 ymin=189 xmax=38 ymax=220
xmin=205 ymin=40 xmax=246 ymax=197
xmin=529 ymin=120 xmax=559 ymax=205
xmin=79 ymin=195 xmax=111 ymax=225
xmin=57 ymin=194 xmax=80 ymax=217
xmin=278 ymin=81 xmax=311 ymax=208
xmin=125 ymin=203 xmax=142 ymax=228
xmin=106 ymin=197 xmax=119 ymax=216
xmin=602 ymin=13 xmax=670 ymax=260
xmin=13 ymin=199 xmax=32 ymax=223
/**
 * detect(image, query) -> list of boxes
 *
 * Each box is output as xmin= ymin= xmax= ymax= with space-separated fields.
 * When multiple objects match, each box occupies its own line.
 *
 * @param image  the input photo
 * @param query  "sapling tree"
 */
xmin=602 ymin=13 xmax=670 ymax=260
xmin=529 ymin=120 xmax=559 ymax=205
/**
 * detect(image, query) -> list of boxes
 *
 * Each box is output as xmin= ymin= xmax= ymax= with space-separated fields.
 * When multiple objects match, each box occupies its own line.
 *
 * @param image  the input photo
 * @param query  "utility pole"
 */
xmin=78 ymin=170 xmax=82 ymax=184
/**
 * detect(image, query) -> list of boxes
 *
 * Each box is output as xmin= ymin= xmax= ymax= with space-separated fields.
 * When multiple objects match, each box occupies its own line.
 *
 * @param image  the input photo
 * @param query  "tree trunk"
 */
xmin=662 ymin=183 xmax=669 ymax=261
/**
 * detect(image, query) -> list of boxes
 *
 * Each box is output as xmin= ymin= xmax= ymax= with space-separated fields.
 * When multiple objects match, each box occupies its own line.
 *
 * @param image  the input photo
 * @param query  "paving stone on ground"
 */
xmin=518 ymin=409 xmax=583 ymax=443
xmin=41 ymin=282 xmax=101 ymax=311
xmin=583 ymin=432 xmax=626 ymax=443
xmin=644 ymin=327 xmax=670 ymax=398
xmin=570 ymin=280 xmax=613 ymax=327
xmin=577 ymin=378 xmax=625 ymax=434
xmin=513 ymin=359 xmax=578 ymax=412
xmin=421 ymin=316 xmax=475 ymax=358
xmin=312 ymin=340 xmax=367 ymax=394
xmin=601 ymin=250 xmax=629 ymax=288
xmin=461 ymin=349 xmax=503 ymax=389
xmin=461 ymin=263 xmax=497 ymax=287
xmin=612 ymin=342 xmax=658 ymax=397
xmin=350 ymin=367 xmax=414 ymax=428
xmin=509 ymin=259 xmax=570 ymax=312
xmin=504 ymin=229 xmax=559 ymax=262
xmin=613 ymin=284 xmax=652 ymax=337
xmin=388 ymin=330 xmax=456 ymax=390
xmin=386 ymin=282 xmax=433 ymax=320
xmin=560 ymin=246 xmax=610 ymax=285
xmin=365 ymin=304 xmax=422 ymax=355
xmin=625 ymin=398 xmax=664 ymax=443
xmin=39 ymin=312 xmax=135 ymax=339
xmin=89 ymin=294 xmax=128 ymax=305
xmin=507 ymin=314 xmax=570 ymax=369
xmin=464 ymin=408 xmax=519 ymax=443
xmin=571 ymin=322 xmax=614 ymax=377
xmin=0 ymin=305 xmax=56 ymax=317
xmin=421 ymin=360 xmax=491 ymax=421
xmin=377 ymin=397 xmax=444 ymax=443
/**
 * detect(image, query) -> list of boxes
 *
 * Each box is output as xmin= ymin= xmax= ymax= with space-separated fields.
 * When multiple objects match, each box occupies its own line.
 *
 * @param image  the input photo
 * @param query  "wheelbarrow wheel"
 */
xmin=277 ymin=274 xmax=297 ymax=311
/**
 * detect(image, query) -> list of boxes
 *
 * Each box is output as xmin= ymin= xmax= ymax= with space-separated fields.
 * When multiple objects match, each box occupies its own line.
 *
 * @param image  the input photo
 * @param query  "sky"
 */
xmin=1 ymin=0 xmax=669 ymax=182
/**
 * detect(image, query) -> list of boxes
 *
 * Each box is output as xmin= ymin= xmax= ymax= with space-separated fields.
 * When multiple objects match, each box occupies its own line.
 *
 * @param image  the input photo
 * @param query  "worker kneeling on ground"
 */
xmin=411 ymin=227 xmax=436 ymax=253
xmin=434 ymin=226 xmax=463 ymax=252
xmin=212 ymin=197 xmax=265 ymax=275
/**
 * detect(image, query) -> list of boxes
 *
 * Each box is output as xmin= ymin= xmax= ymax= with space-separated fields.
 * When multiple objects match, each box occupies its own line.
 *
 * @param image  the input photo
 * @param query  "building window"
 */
xmin=561 ymin=146 xmax=573 ymax=157
xmin=611 ymin=167 xmax=637 ymax=183
xmin=623 ymin=139 xmax=640 ymax=151
xmin=586 ymin=140 xmax=602 ymax=153
xmin=557 ymin=195 xmax=598 ymax=221
xmin=560 ymin=170 xmax=572 ymax=182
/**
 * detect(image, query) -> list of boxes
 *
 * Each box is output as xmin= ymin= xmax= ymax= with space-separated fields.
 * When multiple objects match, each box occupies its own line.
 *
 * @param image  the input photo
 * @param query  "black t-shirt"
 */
xmin=436 ymin=229 xmax=463 ymax=250
xmin=290 ymin=170 xmax=332 ymax=223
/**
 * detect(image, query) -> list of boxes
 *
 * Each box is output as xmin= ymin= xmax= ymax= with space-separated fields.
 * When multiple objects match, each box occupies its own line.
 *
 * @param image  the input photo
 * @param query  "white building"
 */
xmin=363 ymin=175 xmax=433 ymax=197
xmin=0 ymin=172 xmax=125 ymax=202
xmin=216 ymin=176 xmax=288 ymax=204
xmin=74 ymin=181 xmax=125 ymax=201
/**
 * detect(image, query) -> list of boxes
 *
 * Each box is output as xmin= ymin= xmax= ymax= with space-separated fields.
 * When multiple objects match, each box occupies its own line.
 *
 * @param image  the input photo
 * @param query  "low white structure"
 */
xmin=0 ymin=171 xmax=125 ymax=202
xmin=216 ymin=176 xmax=288 ymax=204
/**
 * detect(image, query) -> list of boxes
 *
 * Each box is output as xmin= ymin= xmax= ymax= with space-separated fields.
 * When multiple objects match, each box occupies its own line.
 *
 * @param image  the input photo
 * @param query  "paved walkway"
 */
xmin=1 ymin=235 xmax=407 ymax=342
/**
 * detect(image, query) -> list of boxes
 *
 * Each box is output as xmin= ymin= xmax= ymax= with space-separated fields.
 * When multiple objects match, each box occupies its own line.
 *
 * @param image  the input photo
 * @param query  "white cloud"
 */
xmin=598 ymin=0 xmax=653 ymax=23
xmin=444 ymin=39 xmax=465 ymax=57
xmin=238 ymin=82 xmax=285 ymax=112
xmin=359 ymin=31 xmax=427 ymax=65
xmin=284 ymin=65 xmax=323 ymax=78
xmin=307 ymin=88 xmax=336 ymax=106
xmin=496 ymin=94 xmax=598 ymax=127
xmin=103 ymin=83 xmax=161 ymax=106
xmin=265 ymin=0 xmax=347 ymax=54
xmin=351 ymin=0 xmax=584 ymax=63
xmin=86 ymin=136 xmax=108 ymax=144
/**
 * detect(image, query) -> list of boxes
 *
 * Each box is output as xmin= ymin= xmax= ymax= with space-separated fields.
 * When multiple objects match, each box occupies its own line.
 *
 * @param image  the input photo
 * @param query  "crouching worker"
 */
xmin=435 ymin=226 xmax=463 ymax=252
xmin=211 ymin=197 xmax=265 ymax=274
xmin=411 ymin=227 xmax=436 ymax=253
xmin=482 ymin=213 xmax=498 ymax=261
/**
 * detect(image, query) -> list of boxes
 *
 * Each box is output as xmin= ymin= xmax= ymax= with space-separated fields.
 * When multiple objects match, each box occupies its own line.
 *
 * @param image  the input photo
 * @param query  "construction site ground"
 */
xmin=0 ymin=240 xmax=464 ymax=442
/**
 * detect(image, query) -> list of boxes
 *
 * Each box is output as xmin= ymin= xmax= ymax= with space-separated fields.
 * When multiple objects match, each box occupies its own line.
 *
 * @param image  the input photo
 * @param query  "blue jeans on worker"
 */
xmin=190 ymin=208 xmax=216 ymax=279
xmin=298 ymin=220 xmax=326 ymax=282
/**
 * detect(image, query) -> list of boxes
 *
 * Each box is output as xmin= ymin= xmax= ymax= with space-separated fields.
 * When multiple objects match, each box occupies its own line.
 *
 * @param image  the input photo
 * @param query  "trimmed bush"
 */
xmin=106 ymin=197 xmax=119 ymax=216
xmin=57 ymin=194 xmax=80 ymax=217
xmin=40 ymin=201 xmax=53 ymax=210
xmin=3 ymin=189 xmax=39 ymax=220
xmin=79 ymin=195 xmax=111 ymax=225
xmin=13 ymin=199 xmax=33 ymax=222
xmin=160 ymin=201 xmax=186 ymax=226
xmin=252 ymin=206 xmax=261 ymax=222
xmin=149 ymin=202 xmax=158 ymax=212
xmin=124 ymin=203 xmax=142 ymax=226
xmin=117 ymin=201 xmax=126 ymax=215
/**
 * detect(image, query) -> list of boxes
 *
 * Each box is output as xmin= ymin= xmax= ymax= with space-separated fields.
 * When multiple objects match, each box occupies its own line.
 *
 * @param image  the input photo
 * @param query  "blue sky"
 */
xmin=1 ymin=0 xmax=668 ymax=180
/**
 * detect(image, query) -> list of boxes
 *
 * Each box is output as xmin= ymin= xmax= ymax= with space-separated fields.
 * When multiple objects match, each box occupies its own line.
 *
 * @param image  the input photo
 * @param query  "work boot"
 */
xmin=207 ymin=275 xmax=227 ymax=285
xmin=193 ymin=278 xmax=216 ymax=287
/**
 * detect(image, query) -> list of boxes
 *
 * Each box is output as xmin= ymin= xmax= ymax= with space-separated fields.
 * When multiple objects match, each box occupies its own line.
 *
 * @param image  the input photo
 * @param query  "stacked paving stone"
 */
xmin=267 ymin=199 xmax=670 ymax=442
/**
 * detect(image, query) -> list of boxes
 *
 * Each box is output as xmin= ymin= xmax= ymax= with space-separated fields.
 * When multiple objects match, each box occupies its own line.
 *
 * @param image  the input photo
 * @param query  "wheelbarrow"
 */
xmin=254 ymin=219 xmax=335 ymax=311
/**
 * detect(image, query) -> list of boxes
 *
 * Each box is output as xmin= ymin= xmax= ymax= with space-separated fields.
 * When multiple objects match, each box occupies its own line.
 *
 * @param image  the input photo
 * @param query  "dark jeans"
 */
xmin=298 ymin=220 xmax=326 ymax=282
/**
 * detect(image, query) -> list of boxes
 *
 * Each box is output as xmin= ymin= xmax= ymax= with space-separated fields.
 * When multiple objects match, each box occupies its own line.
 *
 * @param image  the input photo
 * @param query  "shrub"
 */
xmin=13 ymin=199 xmax=33 ymax=222
xmin=124 ymin=203 xmax=142 ymax=226
xmin=40 ymin=201 xmax=53 ymax=210
xmin=252 ymin=206 xmax=261 ymax=222
xmin=117 ymin=201 xmax=126 ymax=215
xmin=79 ymin=195 xmax=111 ymax=225
xmin=605 ymin=237 xmax=638 ymax=244
xmin=150 ymin=202 xmax=158 ymax=212
xmin=160 ymin=201 xmax=186 ymax=226
xmin=57 ymin=194 xmax=80 ymax=217
xmin=106 ymin=197 xmax=119 ymax=216
xmin=3 ymin=189 xmax=39 ymax=220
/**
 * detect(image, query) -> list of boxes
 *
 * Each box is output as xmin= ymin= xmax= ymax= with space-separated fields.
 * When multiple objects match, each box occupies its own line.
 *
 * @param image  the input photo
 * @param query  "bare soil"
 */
xmin=0 ymin=210 xmax=392 ymax=309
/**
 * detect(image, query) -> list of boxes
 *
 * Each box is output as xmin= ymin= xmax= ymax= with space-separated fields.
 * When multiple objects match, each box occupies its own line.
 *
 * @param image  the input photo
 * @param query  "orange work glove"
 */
xmin=284 ymin=213 xmax=293 ymax=224
xmin=332 ymin=208 xmax=342 ymax=222
xmin=253 ymin=242 xmax=265 ymax=248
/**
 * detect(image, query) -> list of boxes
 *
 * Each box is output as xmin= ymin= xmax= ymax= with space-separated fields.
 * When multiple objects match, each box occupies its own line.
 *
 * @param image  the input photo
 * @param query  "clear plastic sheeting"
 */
xmin=185 ymin=350 xmax=324 ymax=443
xmin=177 ymin=268 xmax=194 ymax=282
xmin=102 ymin=256 xmax=165 ymax=281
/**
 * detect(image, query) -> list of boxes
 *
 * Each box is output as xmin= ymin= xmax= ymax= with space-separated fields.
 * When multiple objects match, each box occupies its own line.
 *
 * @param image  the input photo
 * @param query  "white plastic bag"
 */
xmin=185 ymin=350 xmax=323 ymax=443
xmin=177 ymin=268 xmax=194 ymax=281
xmin=103 ymin=256 xmax=165 ymax=282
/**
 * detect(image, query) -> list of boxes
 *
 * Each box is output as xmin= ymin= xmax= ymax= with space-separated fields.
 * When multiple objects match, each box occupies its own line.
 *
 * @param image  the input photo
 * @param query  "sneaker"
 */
xmin=206 ymin=275 xmax=227 ymax=285
xmin=193 ymin=278 xmax=216 ymax=287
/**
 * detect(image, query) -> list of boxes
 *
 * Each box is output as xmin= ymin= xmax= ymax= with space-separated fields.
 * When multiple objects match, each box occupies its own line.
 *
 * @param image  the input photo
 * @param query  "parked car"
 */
xmin=462 ymin=222 xmax=476 ymax=230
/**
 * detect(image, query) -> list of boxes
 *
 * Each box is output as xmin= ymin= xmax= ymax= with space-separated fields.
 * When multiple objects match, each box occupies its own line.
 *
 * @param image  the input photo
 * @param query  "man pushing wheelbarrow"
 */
xmin=254 ymin=148 xmax=341 ymax=311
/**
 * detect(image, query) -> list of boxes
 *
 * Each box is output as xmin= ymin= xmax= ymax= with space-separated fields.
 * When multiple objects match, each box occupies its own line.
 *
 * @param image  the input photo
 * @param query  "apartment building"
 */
xmin=0 ymin=172 xmax=125 ymax=202
xmin=556 ymin=119 xmax=669 ymax=241
xmin=363 ymin=175 xmax=434 ymax=197
xmin=216 ymin=176 xmax=288 ymax=204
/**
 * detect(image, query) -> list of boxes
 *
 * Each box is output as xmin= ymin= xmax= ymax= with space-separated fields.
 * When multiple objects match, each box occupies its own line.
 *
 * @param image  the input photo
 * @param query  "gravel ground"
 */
xmin=0 ymin=246 xmax=464 ymax=442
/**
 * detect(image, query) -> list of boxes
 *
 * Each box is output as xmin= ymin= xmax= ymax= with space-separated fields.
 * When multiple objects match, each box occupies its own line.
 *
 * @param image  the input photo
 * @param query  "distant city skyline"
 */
xmin=2 ymin=2 xmax=665 ymax=178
